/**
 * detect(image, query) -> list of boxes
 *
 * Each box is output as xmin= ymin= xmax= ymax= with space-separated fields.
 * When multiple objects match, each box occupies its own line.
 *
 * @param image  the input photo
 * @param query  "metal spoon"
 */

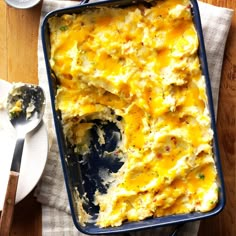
xmin=0 ymin=83 xmax=45 ymax=236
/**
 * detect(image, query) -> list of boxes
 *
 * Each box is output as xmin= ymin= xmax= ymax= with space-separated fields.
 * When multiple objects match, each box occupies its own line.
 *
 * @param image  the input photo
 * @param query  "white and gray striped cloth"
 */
xmin=36 ymin=1 xmax=233 ymax=235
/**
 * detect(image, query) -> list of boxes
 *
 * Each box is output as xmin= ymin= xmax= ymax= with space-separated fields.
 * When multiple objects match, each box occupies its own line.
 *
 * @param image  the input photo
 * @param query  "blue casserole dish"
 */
xmin=41 ymin=0 xmax=225 ymax=234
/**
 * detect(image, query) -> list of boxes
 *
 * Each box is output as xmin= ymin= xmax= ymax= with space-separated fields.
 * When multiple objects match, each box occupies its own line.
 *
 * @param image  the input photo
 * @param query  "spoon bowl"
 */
xmin=7 ymin=84 xmax=45 ymax=136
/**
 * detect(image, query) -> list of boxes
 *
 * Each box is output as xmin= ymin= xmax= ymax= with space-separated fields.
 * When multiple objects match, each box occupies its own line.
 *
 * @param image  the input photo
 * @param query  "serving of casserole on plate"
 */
xmin=42 ymin=0 xmax=225 ymax=234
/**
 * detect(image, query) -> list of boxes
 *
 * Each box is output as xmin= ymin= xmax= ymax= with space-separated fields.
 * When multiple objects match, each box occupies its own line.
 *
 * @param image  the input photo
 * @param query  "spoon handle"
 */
xmin=0 ymin=137 xmax=25 ymax=236
xmin=0 ymin=171 xmax=19 ymax=236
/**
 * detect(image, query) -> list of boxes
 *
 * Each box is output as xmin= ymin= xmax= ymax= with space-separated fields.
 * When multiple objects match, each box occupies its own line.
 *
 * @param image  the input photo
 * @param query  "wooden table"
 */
xmin=0 ymin=0 xmax=235 ymax=235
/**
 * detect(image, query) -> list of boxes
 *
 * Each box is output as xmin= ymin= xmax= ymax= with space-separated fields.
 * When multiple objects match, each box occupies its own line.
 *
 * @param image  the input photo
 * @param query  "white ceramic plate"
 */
xmin=0 ymin=79 xmax=48 ymax=210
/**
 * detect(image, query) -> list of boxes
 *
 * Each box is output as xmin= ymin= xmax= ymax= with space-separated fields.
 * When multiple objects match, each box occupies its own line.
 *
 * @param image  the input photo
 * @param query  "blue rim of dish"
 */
xmin=41 ymin=0 xmax=226 ymax=234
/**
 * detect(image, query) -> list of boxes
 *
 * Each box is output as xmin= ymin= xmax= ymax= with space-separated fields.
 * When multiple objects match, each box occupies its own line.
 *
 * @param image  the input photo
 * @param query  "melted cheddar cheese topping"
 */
xmin=49 ymin=0 xmax=218 ymax=228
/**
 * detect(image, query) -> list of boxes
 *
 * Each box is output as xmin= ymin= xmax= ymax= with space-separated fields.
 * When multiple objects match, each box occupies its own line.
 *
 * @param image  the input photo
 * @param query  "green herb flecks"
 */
xmin=9 ymin=111 xmax=18 ymax=120
xmin=198 ymin=173 xmax=205 ymax=180
xmin=59 ymin=25 xmax=69 ymax=31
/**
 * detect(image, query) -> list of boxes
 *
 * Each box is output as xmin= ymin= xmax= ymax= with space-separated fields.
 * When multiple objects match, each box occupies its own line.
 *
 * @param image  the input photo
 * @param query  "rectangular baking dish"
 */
xmin=41 ymin=0 xmax=225 ymax=234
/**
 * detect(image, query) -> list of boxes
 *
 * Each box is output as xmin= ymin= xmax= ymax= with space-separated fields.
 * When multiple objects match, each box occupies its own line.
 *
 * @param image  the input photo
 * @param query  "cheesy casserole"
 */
xmin=48 ymin=0 xmax=219 ymax=228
